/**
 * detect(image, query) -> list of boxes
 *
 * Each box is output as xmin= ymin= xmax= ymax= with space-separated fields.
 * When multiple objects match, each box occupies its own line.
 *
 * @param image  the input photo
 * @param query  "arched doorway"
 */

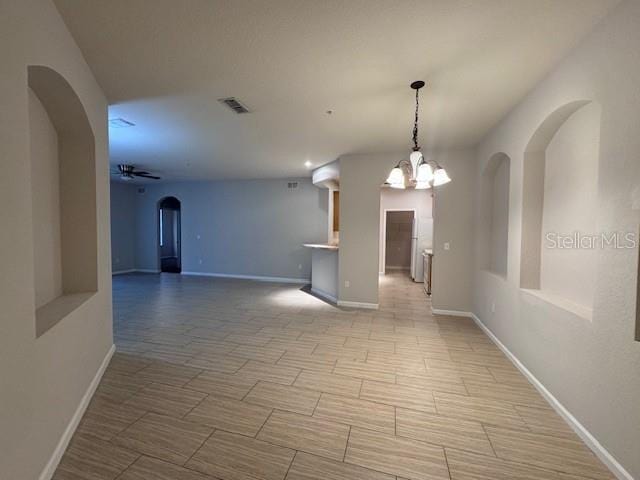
xmin=158 ymin=197 xmax=181 ymax=273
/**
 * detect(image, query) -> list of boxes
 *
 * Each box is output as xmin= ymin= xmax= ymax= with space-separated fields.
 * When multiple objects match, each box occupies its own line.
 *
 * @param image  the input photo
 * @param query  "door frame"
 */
xmin=380 ymin=208 xmax=416 ymax=275
xmin=157 ymin=196 xmax=182 ymax=273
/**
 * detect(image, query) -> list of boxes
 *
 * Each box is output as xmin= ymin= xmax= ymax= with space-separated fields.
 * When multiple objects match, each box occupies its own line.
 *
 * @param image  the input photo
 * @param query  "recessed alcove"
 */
xmin=480 ymin=152 xmax=510 ymax=277
xmin=28 ymin=65 xmax=98 ymax=337
xmin=520 ymin=100 xmax=600 ymax=320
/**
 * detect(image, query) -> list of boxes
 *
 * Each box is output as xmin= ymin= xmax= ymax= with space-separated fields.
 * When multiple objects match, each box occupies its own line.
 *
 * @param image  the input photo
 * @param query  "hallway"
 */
xmin=53 ymin=273 xmax=612 ymax=480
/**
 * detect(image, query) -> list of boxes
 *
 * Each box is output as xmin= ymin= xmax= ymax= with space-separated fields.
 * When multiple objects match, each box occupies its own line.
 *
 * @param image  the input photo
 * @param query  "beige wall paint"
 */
xmin=540 ymin=102 xmax=599 ymax=309
xmin=430 ymin=150 xmax=476 ymax=312
xmin=0 ymin=0 xmax=112 ymax=478
xmin=29 ymin=88 xmax=63 ymax=309
xmin=339 ymin=150 xmax=474 ymax=309
xmin=472 ymin=1 xmax=640 ymax=476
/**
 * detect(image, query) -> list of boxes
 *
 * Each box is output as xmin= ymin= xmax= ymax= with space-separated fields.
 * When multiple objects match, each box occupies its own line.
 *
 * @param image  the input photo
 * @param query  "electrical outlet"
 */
xmin=444 ymin=242 xmax=450 ymax=251
xmin=491 ymin=302 xmax=496 ymax=313
xmin=344 ymin=280 xmax=350 ymax=288
xmin=196 ymin=234 xmax=201 ymax=240
xmin=198 ymin=258 xmax=203 ymax=265
xmin=298 ymin=264 xmax=302 ymax=270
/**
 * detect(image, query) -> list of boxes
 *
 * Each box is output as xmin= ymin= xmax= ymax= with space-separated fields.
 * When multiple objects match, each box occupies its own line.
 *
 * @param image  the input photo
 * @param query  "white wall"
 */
xmin=129 ymin=179 xmax=327 ymax=280
xmin=110 ymin=182 xmax=137 ymax=272
xmin=0 ymin=0 xmax=112 ymax=478
xmin=29 ymin=88 xmax=63 ymax=308
xmin=472 ymin=1 xmax=640 ymax=477
xmin=379 ymin=188 xmax=433 ymax=273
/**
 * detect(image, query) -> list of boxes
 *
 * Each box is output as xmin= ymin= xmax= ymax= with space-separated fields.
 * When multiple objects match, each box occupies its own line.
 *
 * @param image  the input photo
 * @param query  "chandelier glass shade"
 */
xmin=432 ymin=166 xmax=452 ymax=186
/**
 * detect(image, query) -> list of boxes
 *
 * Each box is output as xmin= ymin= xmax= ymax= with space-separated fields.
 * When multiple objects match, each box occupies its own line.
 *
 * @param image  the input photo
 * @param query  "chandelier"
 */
xmin=386 ymin=81 xmax=451 ymax=189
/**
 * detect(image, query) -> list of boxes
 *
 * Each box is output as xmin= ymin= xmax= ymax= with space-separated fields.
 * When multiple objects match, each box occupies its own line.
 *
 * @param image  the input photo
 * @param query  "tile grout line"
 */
xmin=342 ymin=426 xmax=352 ymax=462
xmin=480 ymin=423 xmax=499 ymax=458
xmin=442 ymin=446 xmax=453 ymax=480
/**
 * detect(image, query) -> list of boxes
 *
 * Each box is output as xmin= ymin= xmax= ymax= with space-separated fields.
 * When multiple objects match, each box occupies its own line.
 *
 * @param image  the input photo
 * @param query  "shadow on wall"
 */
xmin=480 ymin=152 xmax=510 ymax=278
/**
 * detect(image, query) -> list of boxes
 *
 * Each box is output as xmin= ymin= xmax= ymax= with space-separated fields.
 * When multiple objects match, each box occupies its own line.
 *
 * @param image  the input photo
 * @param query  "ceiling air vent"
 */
xmin=218 ymin=97 xmax=250 ymax=114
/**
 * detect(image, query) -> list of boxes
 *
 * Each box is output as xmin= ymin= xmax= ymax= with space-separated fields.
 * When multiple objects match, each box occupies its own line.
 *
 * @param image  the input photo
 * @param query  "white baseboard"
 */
xmin=431 ymin=308 xmax=473 ymax=317
xmin=181 ymin=271 xmax=309 ymax=284
xmin=337 ymin=300 xmax=379 ymax=310
xmin=310 ymin=287 xmax=337 ymax=304
xmin=469 ymin=312 xmax=633 ymax=480
xmin=39 ymin=344 xmax=116 ymax=480
xmin=135 ymin=269 xmax=161 ymax=274
xmin=111 ymin=269 xmax=136 ymax=275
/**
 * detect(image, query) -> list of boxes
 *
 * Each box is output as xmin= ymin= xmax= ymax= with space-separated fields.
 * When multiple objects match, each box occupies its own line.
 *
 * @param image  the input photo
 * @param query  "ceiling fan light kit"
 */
xmin=385 ymin=80 xmax=451 ymax=189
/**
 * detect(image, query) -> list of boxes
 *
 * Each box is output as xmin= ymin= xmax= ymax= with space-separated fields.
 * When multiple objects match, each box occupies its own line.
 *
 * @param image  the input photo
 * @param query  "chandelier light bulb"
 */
xmin=416 ymin=162 xmax=433 ymax=182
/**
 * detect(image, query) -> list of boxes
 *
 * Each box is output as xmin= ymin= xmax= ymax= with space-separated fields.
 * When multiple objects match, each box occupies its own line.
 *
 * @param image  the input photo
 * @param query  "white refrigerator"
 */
xmin=410 ymin=215 xmax=433 ymax=282
xmin=410 ymin=216 xmax=418 ymax=281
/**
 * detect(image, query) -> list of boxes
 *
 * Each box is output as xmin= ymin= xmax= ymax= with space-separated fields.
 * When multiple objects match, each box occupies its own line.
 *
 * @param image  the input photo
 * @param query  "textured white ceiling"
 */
xmin=54 ymin=0 xmax=618 ymax=182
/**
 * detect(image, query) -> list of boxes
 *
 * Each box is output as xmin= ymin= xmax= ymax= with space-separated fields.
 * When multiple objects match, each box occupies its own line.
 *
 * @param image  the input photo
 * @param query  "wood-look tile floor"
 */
xmin=53 ymin=272 xmax=614 ymax=480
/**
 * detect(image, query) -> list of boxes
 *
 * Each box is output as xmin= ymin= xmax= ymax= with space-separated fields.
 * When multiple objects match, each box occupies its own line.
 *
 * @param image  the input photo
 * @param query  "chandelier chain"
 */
xmin=412 ymin=87 xmax=420 ymax=151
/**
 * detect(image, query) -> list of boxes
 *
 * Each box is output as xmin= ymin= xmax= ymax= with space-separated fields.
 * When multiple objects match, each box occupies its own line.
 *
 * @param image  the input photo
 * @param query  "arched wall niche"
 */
xmin=520 ymin=99 xmax=601 ymax=319
xmin=28 ymin=65 xmax=98 ymax=337
xmin=480 ymin=152 xmax=511 ymax=277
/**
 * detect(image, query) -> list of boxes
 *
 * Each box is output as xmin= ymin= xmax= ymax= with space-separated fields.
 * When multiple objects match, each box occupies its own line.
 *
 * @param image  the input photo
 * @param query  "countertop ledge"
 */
xmin=303 ymin=243 xmax=339 ymax=250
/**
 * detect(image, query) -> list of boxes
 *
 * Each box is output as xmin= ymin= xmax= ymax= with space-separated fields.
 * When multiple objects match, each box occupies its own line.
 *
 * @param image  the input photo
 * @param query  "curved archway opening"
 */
xmin=158 ymin=196 xmax=181 ymax=273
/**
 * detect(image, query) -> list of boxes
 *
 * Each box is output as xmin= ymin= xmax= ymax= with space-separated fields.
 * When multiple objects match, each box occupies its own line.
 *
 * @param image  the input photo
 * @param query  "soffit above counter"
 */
xmin=312 ymin=160 xmax=339 ymax=190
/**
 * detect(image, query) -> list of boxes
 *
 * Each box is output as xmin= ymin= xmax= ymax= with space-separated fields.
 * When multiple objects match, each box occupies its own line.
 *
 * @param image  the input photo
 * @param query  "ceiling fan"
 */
xmin=112 ymin=164 xmax=160 ymax=181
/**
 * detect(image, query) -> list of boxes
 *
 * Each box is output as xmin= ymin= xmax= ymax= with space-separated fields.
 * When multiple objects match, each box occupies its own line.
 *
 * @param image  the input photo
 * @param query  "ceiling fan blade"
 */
xmin=132 ymin=170 xmax=150 ymax=175
xmin=135 ymin=173 xmax=161 ymax=180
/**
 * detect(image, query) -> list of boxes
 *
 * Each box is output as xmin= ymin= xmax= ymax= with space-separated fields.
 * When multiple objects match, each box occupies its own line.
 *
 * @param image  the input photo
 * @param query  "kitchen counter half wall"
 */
xmin=303 ymin=243 xmax=339 ymax=250
xmin=304 ymin=245 xmax=339 ymax=303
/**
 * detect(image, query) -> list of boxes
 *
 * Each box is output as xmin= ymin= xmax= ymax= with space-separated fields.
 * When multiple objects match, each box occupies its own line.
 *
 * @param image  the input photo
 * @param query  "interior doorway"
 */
xmin=382 ymin=210 xmax=416 ymax=278
xmin=158 ymin=196 xmax=181 ymax=273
